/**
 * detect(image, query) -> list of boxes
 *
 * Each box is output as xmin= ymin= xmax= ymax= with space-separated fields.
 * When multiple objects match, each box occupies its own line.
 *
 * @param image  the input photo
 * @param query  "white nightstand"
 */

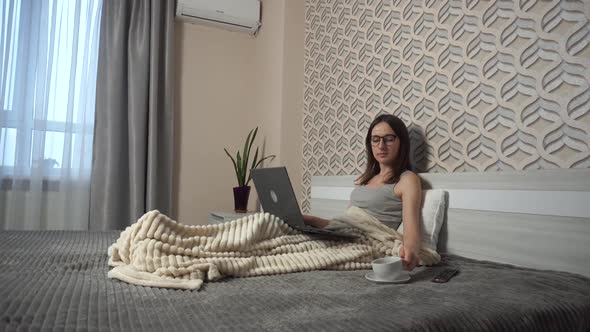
xmin=208 ymin=211 xmax=258 ymax=224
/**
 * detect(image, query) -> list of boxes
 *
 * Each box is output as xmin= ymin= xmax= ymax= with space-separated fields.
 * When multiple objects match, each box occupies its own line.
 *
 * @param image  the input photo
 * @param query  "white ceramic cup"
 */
xmin=372 ymin=256 xmax=404 ymax=280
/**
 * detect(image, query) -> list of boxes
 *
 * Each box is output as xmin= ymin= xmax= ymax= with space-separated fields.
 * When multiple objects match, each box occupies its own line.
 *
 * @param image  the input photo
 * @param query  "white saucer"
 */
xmin=365 ymin=272 xmax=411 ymax=284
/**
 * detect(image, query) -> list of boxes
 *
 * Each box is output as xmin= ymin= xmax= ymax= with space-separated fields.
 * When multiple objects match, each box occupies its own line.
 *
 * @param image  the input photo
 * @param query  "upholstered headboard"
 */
xmin=310 ymin=169 xmax=590 ymax=277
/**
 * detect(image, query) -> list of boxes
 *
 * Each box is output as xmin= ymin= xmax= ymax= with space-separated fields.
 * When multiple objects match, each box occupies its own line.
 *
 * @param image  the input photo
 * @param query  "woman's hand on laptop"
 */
xmin=302 ymin=215 xmax=330 ymax=229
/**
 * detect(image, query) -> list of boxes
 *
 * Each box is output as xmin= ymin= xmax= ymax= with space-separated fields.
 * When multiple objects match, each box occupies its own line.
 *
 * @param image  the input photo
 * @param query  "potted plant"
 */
xmin=224 ymin=127 xmax=275 ymax=213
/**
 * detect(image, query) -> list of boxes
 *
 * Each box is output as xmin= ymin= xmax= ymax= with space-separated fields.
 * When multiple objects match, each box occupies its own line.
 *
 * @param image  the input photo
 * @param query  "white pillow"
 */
xmin=397 ymin=189 xmax=447 ymax=251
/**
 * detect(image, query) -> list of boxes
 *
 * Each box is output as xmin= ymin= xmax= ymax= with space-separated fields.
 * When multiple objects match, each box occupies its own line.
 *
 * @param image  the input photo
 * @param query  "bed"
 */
xmin=1 ymin=230 xmax=589 ymax=331
xmin=1 ymin=169 xmax=589 ymax=331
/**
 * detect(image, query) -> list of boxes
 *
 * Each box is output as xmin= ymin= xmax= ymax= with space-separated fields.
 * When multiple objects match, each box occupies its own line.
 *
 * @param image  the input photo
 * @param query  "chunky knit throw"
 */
xmin=108 ymin=206 xmax=440 ymax=290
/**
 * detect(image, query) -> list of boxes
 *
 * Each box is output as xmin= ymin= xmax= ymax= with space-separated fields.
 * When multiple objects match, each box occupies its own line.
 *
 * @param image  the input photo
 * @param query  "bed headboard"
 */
xmin=310 ymin=169 xmax=590 ymax=278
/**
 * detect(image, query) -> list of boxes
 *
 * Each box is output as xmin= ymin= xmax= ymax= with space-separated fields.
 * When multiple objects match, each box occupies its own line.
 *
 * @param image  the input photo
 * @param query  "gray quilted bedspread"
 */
xmin=1 ymin=231 xmax=589 ymax=331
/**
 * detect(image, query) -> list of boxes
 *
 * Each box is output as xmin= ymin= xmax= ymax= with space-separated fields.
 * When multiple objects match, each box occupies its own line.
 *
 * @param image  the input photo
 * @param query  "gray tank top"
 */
xmin=349 ymin=179 xmax=404 ymax=230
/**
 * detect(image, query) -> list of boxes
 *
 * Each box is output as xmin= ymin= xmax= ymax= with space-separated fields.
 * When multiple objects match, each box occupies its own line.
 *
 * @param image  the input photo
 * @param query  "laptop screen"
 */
xmin=251 ymin=167 xmax=306 ymax=228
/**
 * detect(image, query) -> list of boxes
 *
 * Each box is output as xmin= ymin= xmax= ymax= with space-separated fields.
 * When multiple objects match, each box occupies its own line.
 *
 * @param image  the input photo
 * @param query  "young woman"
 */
xmin=303 ymin=114 xmax=422 ymax=271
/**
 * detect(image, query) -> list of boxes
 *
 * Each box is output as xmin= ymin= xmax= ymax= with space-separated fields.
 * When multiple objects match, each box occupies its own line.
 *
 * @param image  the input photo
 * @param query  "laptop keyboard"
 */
xmin=295 ymin=225 xmax=328 ymax=233
xmin=292 ymin=225 xmax=358 ymax=239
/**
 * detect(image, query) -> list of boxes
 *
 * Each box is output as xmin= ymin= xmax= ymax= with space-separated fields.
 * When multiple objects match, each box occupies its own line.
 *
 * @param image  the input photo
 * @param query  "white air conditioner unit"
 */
xmin=176 ymin=0 xmax=261 ymax=35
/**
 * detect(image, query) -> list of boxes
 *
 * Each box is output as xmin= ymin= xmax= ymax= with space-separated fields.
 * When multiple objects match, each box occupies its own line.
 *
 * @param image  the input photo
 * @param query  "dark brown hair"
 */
xmin=356 ymin=114 xmax=411 ymax=185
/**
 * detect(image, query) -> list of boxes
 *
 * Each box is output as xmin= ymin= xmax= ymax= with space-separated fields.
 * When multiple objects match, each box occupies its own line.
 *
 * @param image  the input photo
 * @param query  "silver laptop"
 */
xmin=251 ymin=167 xmax=357 ymax=239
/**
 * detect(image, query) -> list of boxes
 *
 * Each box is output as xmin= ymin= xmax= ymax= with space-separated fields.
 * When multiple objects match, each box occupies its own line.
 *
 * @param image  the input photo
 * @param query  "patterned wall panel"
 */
xmin=301 ymin=0 xmax=590 ymax=211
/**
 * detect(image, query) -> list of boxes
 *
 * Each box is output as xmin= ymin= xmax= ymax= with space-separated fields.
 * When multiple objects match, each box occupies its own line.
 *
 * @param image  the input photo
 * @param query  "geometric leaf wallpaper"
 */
xmin=302 ymin=0 xmax=590 ymax=211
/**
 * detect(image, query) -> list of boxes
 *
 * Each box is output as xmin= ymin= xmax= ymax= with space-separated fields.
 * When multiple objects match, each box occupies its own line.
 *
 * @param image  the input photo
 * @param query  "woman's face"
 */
xmin=370 ymin=122 xmax=399 ymax=166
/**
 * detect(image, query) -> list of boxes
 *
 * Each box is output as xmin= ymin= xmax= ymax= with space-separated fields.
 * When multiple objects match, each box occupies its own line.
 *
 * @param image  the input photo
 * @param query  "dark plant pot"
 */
xmin=233 ymin=186 xmax=251 ymax=213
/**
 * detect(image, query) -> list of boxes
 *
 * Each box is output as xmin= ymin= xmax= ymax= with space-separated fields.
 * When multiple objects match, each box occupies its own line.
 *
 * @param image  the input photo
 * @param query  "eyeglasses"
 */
xmin=371 ymin=134 xmax=397 ymax=146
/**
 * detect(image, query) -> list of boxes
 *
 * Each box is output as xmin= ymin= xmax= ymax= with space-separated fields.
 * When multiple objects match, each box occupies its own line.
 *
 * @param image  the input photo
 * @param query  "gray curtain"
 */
xmin=89 ymin=0 xmax=175 ymax=230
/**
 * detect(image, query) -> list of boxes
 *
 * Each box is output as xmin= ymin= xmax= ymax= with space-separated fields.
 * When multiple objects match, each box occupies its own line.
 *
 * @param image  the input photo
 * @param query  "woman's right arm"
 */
xmin=302 ymin=214 xmax=331 ymax=228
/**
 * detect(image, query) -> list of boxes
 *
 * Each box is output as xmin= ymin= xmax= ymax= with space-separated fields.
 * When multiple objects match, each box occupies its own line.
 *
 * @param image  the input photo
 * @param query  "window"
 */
xmin=0 ymin=0 xmax=102 ymax=179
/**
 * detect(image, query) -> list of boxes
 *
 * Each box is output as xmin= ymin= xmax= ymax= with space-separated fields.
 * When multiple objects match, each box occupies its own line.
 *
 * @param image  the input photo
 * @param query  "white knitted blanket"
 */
xmin=108 ymin=206 xmax=440 ymax=290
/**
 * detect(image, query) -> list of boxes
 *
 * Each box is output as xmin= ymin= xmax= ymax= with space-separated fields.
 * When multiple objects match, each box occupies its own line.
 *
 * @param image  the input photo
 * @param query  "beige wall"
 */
xmin=255 ymin=0 xmax=305 ymax=204
xmin=281 ymin=0 xmax=305 ymax=206
xmin=174 ymin=0 xmax=305 ymax=224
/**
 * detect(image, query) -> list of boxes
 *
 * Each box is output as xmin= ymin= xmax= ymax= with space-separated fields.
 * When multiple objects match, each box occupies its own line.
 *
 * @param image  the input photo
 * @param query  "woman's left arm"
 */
xmin=395 ymin=172 xmax=422 ymax=271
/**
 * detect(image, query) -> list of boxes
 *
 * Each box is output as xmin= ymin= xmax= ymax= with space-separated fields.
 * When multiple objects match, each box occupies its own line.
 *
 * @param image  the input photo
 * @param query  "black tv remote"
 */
xmin=432 ymin=268 xmax=459 ymax=283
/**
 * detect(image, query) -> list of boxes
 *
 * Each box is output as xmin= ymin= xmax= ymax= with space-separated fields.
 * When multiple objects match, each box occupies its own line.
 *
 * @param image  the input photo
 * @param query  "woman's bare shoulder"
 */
xmin=400 ymin=170 xmax=420 ymax=182
xmin=395 ymin=171 xmax=421 ymax=195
